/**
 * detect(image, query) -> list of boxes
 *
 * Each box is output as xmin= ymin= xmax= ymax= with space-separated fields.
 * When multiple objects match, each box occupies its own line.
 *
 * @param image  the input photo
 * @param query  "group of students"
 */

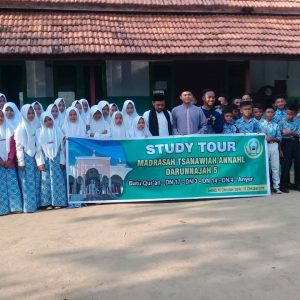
xmin=0 ymin=89 xmax=299 ymax=216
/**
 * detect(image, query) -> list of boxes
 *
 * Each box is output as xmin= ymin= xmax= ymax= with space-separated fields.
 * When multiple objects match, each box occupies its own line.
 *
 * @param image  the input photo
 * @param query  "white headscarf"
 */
xmin=2 ymin=102 xmax=22 ymax=132
xmin=36 ymin=112 xmax=64 ymax=160
xmin=32 ymin=101 xmax=44 ymax=120
xmin=15 ymin=104 xmax=39 ymax=157
xmin=129 ymin=116 xmax=151 ymax=138
xmin=89 ymin=105 xmax=110 ymax=138
xmin=110 ymin=111 xmax=127 ymax=139
xmin=79 ymin=99 xmax=91 ymax=125
xmin=54 ymin=97 xmax=66 ymax=124
xmin=0 ymin=93 xmax=7 ymax=102
xmin=121 ymin=100 xmax=138 ymax=131
xmin=109 ymin=103 xmax=119 ymax=116
xmin=46 ymin=104 xmax=61 ymax=126
xmin=98 ymin=100 xmax=111 ymax=124
xmin=0 ymin=110 xmax=13 ymax=161
xmin=62 ymin=107 xmax=86 ymax=137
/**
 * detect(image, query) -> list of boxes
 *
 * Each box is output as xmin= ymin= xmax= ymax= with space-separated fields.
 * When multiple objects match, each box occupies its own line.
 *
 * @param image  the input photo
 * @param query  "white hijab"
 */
xmin=0 ymin=111 xmax=13 ymax=161
xmin=62 ymin=107 xmax=86 ymax=137
xmin=110 ymin=111 xmax=127 ymax=139
xmin=15 ymin=104 xmax=39 ymax=157
xmin=79 ymin=99 xmax=91 ymax=125
xmin=109 ymin=103 xmax=119 ymax=116
xmin=32 ymin=101 xmax=44 ymax=121
xmin=46 ymin=104 xmax=61 ymax=126
xmin=54 ymin=97 xmax=66 ymax=124
xmin=98 ymin=100 xmax=111 ymax=124
xmin=37 ymin=112 xmax=64 ymax=160
xmin=0 ymin=93 xmax=7 ymax=102
xmin=129 ymin=116 xmax=151 ymax=138
xmin=121 ymin=100 xmax=138 ymax=131
xmin=89 ymin=105 xmax=110 ymax=138
xmin=2 ymin=102 xmax=22 ymax=132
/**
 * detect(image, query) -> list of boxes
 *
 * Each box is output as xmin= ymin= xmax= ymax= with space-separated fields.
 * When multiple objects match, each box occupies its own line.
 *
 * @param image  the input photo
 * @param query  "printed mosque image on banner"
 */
xmin=68 ymin=148 xmax=132 ymax=202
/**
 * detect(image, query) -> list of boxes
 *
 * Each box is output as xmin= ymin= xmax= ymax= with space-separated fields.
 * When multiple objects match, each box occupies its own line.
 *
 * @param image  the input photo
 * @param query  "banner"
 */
xmin=66 ymin=134 xmax=270 ymax=204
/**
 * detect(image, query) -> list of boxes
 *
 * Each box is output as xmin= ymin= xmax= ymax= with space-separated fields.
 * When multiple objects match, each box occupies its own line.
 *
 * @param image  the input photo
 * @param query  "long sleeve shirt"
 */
xmin=201 ymin=107 xmax=224 ymax=133
xmin=171 ymin=104 xmax=207 ymax=135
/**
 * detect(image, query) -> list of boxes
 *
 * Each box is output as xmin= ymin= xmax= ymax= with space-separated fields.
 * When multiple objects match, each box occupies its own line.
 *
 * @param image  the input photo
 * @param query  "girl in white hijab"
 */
xmin=71 ymin=100 xmax=83 ymax=115
xmin=15 ymin=104 xmax=41 ymax=213
xmin=0 ymin=93 xmax=7 ymax=110
xmin=46 ymin=104 xmax=61 ymax=126
xmin=3 ymin=102 xmax=22 ymax=132
xmin=110 ymin=111 xmax=127 ymax=139
xmin=0 ymin=110 xmax=22 ymax=215
xmin=54 ymin=97 xmax=66 ymax=125
xmin=109 ymin=103 xmax=119 ymax=117
xmin=121 ymin=100 xmax=138 ymax=131
xmin=32 ymin=101 xmax=44 ymax=124
xmin=98 ymin=100 xmax=111 ymax=124
xmin=128 ymin=116 xmax=152 ymax=138
xmin=36 ymin=112 xmax=67 ymax=208
xmin=79 ymin=99 xmax=91 ymax=126
xmin=62 ymin=107 xmax=87 ymax=137
xmin=88 ymin=105 xmax=110 ymax=138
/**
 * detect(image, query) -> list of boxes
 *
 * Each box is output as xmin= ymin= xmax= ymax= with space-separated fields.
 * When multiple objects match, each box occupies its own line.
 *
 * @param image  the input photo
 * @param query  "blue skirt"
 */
xmin=0 ymin=166 xmax=22 ymax=215
xmin=40 ymin=153 xmax=67 ymax=207
xmin=18 ymin=153 xmax=41 ymax=213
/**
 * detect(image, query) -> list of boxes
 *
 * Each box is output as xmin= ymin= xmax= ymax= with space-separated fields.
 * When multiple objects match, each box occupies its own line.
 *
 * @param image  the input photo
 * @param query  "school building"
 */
xmin=1 ymin=0 xmax=300 ymax=112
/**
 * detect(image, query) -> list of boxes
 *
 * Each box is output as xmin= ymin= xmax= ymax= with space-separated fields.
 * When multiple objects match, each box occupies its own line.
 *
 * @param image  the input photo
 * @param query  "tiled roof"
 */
xmin=2 ymin=0 xmax=300 ymax=13
xmin=1 ymin=11 xmax=300 ymax=57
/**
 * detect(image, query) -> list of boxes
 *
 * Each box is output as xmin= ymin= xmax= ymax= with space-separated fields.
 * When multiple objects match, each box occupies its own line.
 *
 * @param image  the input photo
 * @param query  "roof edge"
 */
xmin=1 ymin=3 xmax=300 ymax=15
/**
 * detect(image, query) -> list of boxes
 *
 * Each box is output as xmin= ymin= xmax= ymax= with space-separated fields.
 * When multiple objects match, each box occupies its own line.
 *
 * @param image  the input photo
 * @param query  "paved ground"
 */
xmin=1 ymin=192 xmax=300 ymax=300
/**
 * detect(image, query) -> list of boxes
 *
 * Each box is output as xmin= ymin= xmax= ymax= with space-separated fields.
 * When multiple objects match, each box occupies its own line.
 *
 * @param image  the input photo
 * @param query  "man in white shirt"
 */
xmin=143 ymin=91 xmax=172 ymax=137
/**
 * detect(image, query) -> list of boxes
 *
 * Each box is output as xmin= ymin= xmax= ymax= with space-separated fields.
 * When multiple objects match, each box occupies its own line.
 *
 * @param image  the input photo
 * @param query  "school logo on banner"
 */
xmin=244 ymin=138 xmax=263 ymax=159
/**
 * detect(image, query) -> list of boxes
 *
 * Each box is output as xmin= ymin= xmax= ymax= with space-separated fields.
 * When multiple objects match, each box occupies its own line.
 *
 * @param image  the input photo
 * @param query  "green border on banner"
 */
xmin=66 ymin=134 xmax=271 ymax=204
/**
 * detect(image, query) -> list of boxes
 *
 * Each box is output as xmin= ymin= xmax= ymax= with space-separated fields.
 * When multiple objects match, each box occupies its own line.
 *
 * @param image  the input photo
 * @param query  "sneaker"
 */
xmin=281 ymin=188 xmax=290 ymax=193
xmin=274 ymin=189 xmax=282 ymax=194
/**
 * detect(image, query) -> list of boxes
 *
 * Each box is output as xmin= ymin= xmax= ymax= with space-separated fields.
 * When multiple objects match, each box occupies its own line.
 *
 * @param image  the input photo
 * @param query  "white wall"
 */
xmin=250 ymin=60 xmax=300 ymax=97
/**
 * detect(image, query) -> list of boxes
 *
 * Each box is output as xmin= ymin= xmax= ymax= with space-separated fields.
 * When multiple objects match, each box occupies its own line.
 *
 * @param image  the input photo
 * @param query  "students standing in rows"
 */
xmin=143 ymin=91 xmax=172 ymax=137
xmin=172 ymin=91 xmax=207 ymax=135
xmin=15 ymin=104 xmax=41 ymax=213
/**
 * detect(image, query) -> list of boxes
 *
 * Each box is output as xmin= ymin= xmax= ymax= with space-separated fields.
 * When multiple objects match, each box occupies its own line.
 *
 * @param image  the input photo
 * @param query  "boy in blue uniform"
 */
xmin=273 ymin=97 xmax=286 ymax=123
xmin=260 ymin=107 xmax=282 ymax=194
xmin=235 ymin=101 xmax=262 ymax=133
xmin=279 ymin=105 xmax=300 ymax=192
xmin=222 ymin=107 xmax=238 ymax=134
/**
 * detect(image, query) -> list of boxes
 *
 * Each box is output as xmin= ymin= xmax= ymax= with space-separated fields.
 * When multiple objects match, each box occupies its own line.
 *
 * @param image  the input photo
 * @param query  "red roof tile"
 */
xmin=1 ymin=11 xmax=300 ymax=57
xmin=2 ymin=0 xmax=300 ymax=13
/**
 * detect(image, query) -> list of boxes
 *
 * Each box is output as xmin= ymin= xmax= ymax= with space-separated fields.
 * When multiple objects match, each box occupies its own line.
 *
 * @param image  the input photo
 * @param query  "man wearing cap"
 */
xmin=143 ymin=91 xmax=173 ymax=137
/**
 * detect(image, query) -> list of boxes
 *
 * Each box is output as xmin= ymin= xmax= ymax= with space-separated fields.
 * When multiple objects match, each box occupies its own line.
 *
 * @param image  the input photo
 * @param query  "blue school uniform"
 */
xmin=39 ymin=151 xmax=67 ymax=207
xmin=222 ymin=122 xmax=238 ymax=134
xmin=235 ymin=117 xmax=262 ymax=133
